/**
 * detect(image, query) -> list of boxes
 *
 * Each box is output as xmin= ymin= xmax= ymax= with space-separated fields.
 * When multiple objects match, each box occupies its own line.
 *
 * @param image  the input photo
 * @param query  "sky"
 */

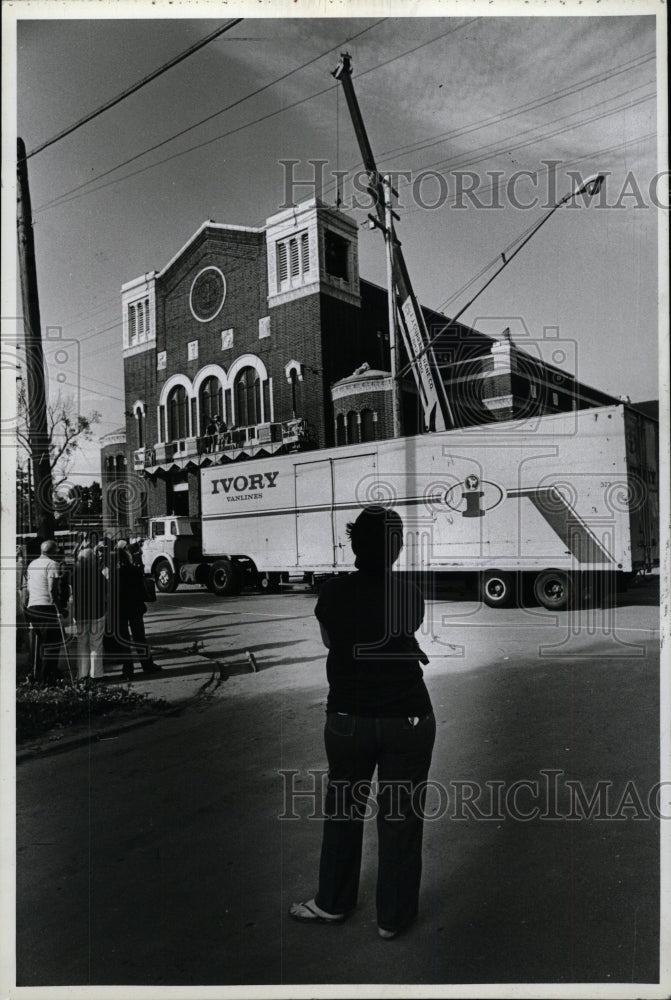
xmin=3 ymin=2 xmax=665 ymax=485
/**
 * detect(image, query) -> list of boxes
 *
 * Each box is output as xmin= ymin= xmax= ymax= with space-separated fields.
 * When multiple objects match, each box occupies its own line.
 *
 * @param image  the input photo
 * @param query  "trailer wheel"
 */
xmin=533 ymin=570 xmax=572 ymax=610
xmin=207 ymin=558 xmax=241 ymax=597
xmin=480 ymin=570 xmax=516 ymax=608
xmin=154 ymin=559 xmax=178 ymax=593
xmin=258 ymin=572 xmax=281 ymax=593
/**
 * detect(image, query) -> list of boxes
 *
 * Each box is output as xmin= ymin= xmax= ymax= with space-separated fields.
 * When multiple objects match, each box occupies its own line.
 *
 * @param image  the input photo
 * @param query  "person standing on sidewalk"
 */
xmin=290 ymin=505 xmax=435 ymax=940
xmin=25 ymin=539 xmax=67 ymax=683
xmin=72 ymin=540 xmax=107 ymax=681
xmin=115 ymin=542 xmax=161 ymax=680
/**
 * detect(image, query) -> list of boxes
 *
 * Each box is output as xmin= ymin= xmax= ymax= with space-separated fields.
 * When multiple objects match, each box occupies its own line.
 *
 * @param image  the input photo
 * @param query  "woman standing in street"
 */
xmin=290 ymin=505 xmax=435 ymax=939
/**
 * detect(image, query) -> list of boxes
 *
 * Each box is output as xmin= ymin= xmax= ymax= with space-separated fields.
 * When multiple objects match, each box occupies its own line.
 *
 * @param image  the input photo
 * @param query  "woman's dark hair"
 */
xmin=346 ymin=505 xmax=404 ymax=571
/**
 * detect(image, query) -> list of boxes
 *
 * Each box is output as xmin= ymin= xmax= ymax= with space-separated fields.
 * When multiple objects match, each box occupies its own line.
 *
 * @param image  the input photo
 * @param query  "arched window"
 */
xmin=136 ymin=410 xmax=144 ymax=448
xmin=290 ymin=369 xmax=298 ymax=417
xmin=360 ymin=409 xmax=375 ymax=443
xmin=234 ymin=367 xmax=261 ymax=426
xmin=346 ymin=411 xmax=358 ymax=445
xmin=335 ymin=413 xmax=346 ymax=446
xmin=199 ymin=376 xmax=223 ymax=430
xmin=168 ymin=385 xmax=188 ymax=440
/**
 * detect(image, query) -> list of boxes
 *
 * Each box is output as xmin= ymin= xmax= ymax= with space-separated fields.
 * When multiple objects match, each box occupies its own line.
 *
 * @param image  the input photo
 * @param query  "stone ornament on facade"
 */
xmin=190 ymin=266 xmax=227 ymax=323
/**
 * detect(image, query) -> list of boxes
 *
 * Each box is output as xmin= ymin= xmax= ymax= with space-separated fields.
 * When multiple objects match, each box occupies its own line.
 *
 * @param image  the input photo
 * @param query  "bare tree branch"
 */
xmin=17 ymin=387 xmax=101 ymax=484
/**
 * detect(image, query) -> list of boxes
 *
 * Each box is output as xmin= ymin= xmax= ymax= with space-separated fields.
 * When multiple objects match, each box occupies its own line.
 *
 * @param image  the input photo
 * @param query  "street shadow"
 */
xmin=422 ymin=641 xmax=659 ymax=984
xmin=146 ymin=639 xmax=301 ymax=661
xmin=281 ymin=636 xmax=659 ymax=985
xmin=256 ymin=655 xmax=320 ymax=670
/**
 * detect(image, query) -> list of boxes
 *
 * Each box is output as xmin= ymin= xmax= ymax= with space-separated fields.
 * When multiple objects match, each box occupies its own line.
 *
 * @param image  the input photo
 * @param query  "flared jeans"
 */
xmin=315 ymin=711 xmax=436 ymax=934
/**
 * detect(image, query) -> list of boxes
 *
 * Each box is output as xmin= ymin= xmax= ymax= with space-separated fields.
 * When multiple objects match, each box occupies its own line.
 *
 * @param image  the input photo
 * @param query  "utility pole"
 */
xmin=383 ymin=176 xmax=403 ymax=438
xmin=17 ymin=137 xmax=54 ymax=540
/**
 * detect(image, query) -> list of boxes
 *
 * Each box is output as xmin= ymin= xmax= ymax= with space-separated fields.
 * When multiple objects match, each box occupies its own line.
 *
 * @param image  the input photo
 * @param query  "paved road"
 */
xmin=16 ymin=578 xmax=661 ymax=988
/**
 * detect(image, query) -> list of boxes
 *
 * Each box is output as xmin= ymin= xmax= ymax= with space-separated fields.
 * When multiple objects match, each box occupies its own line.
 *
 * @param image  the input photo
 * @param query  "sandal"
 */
xmin=289 ymin=899 xmax=348 ymax=924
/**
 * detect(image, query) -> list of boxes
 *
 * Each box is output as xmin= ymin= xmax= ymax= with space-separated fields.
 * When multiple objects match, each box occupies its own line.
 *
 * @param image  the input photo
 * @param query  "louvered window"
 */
xmin=301 ymin=232 xmax=310 ymax=272
xmin=276 ymin=231 xmax=310 ymax=288
xmin=277 ymin=242 xmax=288 ymax=282
xmin=289 ymin=238 xmax=300 ymax=277
xmin=128 ymin=297 xmax=151 ymax=345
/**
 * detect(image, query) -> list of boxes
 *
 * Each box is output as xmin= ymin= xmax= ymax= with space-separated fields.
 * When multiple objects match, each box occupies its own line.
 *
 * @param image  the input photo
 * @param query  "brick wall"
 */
xmin=158 ymin=228 xmax=267 ymax=397
xmin=266 ymin=293 xmax=325 ymax=439
xmin=333 ymin=386 xmax=395 ymax=442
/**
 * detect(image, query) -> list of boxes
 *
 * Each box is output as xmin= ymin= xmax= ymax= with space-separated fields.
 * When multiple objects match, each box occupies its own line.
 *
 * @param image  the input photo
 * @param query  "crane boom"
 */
xmin=333 ymin=52 xmax=455 ymax=432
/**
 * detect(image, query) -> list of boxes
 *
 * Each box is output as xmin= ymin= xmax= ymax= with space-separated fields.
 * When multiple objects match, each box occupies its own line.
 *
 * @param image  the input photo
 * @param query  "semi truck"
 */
xmin=141 ymin=402 xmax=658 ymax=610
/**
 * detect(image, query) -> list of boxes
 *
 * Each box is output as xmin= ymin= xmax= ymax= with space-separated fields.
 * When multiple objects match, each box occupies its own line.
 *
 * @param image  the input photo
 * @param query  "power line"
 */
xmin=289 ymin=51 xmax=656 ymax=207
xmin=427 ymin=129 xmax=657 ymax=317
xmin=399 ymin=91 xmax=655 ymax=182
xmin=23 ymin=19 xmax=244 ymax=160
xmin=41 ymin=252 xmax=257 ymax=353
xmin=332 ymin=88 xmax=654 ymax=224
xmin=34 ymin=18 xmax=388 ymax=213
xmin=374 ymin=51 xmax=654 ymax=165
xmin=35 ymin=18 xmax=475 ymax=215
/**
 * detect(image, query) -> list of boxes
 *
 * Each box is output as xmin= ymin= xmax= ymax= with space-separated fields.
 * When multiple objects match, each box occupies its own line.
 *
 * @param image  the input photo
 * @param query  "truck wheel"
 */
xmin=154 ymin=559 xmax=178 ymax=593
xmin=533 ymin=570 xmax=572 ymax=610
xmin=481 ymin=570 xmax=515 ymax=608
xmin=258 ymin=572 xmax=281 ymax=593
xmin=207 ymin=559 xmax=240 ymax=597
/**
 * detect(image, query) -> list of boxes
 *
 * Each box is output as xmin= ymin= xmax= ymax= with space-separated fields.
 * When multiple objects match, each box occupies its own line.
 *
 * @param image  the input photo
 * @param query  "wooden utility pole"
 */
xmin=17 ymin=137 xmax=54 ymax=540
xmin=383 ymin=177 xmax=403 ymax=439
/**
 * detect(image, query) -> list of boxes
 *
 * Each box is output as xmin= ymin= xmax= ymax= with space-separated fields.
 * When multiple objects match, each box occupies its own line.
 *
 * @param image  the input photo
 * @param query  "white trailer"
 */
xmin=193 ymin=403 xmax=658 ymax=610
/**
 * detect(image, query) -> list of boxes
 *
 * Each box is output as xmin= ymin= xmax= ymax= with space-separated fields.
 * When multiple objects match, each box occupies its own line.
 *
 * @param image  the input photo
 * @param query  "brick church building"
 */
xmin=101 ymin=197 xmax=618 ymax=535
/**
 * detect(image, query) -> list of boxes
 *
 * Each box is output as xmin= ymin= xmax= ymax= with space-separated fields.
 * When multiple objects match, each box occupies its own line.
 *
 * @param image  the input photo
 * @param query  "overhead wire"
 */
xmin=25 ymin=22 xmax=657 ymax=400
xmin=23 ymin=20 xmax=244 ymax=160
xmin=295 ymin=50 xmax=656 ymax=208
xmin=34 ymin=17 xmax=389 ymax=213
xmin=433 ymin=129 xmax=658 ymax=317
xmin=374 ymin=51 xmax=654 ymax=165
xmin=43 ymin=43 xmax=654 ymax=337
xmin=35 ymin=18 xmax=476 ymax=215
xmin=399 ymin=91 xmax=654 ymax=185
xmin=320 ymin=80 xmax=655 ymax=211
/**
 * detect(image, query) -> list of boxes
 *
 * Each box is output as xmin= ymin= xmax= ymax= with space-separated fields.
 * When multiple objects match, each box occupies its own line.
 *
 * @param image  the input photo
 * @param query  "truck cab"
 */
xmin=142 ymin=517 xmax=201 ymax=592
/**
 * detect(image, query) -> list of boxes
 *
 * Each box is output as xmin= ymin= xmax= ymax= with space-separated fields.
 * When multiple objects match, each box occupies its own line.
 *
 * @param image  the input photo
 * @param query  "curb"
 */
xmin=16 ymin=650 xmax=255 ymax=764
xmin=16 ymin=702 xmax=189 ymax=764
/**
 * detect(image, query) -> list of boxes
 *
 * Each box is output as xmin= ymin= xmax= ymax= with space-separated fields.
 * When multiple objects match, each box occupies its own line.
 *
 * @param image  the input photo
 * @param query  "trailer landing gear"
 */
xmin=258 ymin=572 xmax=282 ymax=593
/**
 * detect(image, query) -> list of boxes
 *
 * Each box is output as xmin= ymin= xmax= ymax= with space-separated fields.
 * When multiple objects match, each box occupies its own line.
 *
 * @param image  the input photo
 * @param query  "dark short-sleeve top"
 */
xmin=73 ymin=552 xmax=107 ymax=622
xmin=315 ymin=571 xmax=432 ymax=717
xmin=118 ymin=561 xmax=147 ymax=618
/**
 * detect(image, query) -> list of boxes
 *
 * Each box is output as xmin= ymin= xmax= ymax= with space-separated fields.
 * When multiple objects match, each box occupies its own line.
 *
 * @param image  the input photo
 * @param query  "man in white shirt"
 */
xmin=25 ymin=539 xmax=65 ymax=682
